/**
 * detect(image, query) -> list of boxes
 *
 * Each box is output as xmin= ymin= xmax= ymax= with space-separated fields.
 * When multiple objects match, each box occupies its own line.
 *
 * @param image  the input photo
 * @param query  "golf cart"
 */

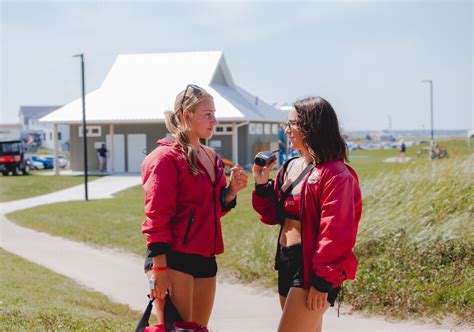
xmin=0 ymin=140 xmax=31 ymax=176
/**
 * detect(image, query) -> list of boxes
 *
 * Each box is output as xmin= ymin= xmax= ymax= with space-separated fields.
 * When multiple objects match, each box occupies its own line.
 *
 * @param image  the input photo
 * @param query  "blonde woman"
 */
xmin=141 ymin=84 xmax=248 ymax=327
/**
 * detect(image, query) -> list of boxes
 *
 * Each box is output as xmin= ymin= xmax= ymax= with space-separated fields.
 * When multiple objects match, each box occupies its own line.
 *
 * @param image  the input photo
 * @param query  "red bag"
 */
xmin=145 ymin=321 xmax=208 ymax=332
xmin=136 ymin=296 xmax=208 ymax=332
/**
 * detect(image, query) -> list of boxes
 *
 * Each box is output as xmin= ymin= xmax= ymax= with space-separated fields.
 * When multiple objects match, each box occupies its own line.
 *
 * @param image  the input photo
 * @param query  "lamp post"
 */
xmin=421 ymin=80 xmax=434 ymax=147
xmin=73 ymin=53 xmax=88 ymax=201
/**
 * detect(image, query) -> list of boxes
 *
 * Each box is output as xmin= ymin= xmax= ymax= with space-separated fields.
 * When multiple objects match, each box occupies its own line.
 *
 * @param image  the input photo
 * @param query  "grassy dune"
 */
xmin=347 ymin=155 xmax=473 ymax=323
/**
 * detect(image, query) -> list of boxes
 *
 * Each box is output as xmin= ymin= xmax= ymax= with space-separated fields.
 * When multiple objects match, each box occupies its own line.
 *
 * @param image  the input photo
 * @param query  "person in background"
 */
xmin=400 ymin=140 xmax=406 ymax=161
xmin=97 ymin=143 xmax=107 ymax=172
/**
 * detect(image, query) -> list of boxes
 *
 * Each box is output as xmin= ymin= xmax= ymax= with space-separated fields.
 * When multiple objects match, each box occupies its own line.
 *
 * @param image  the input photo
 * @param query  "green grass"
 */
xmin=348 ymin=138 xmax=469 ymax=181
xmin=0 ymin=249 xmax=140 ymax=331
xmin=7 ymin=186 xmax=146 ymax=255
xmin=0 ymin=175 xmax=98 ymax=202
xmin=6 ymin=138 xmax=473 ymax=324
xmin=347 ymin=155 xmax=473 ymax=324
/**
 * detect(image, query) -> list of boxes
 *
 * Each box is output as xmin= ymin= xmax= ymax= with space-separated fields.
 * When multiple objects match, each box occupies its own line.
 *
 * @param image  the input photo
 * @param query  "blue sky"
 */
xmin=1 ymin=0 xmax=472 ymax=131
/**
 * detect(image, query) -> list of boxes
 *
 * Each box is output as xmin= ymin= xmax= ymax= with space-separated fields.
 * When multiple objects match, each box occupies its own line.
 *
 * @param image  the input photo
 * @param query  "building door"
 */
xmin=127 ymin=134 xmax=146 ymax=173
xmin=106 ymin=134 xmax=125 ymax=173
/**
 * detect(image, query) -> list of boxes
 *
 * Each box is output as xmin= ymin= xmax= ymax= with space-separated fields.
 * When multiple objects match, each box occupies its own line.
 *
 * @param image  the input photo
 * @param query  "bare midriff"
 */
xmin=279 ymin=218 xmax=302 ymax=247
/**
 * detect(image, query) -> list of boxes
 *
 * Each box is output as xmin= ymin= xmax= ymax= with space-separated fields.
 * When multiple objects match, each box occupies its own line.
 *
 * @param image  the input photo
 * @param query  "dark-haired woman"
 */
xmin=141 ymin=84 xmax=248 ymax=327
xmin=252 ymin=97 xmax=362 ymax=332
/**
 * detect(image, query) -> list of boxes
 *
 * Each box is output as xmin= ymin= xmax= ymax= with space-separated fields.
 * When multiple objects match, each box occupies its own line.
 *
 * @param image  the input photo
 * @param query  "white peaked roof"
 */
xmin=41 ymin=51 xmax=286 ymax=124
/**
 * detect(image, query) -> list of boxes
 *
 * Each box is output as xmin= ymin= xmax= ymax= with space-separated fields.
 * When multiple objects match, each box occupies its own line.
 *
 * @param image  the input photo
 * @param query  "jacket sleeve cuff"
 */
xmin=221 ymin=186 xmax=237 ymax=211
xmin=255 ymin=179 xmax=275 ymax=197
xmin=147 ymin=242 xmax=170 ymax=257
xmin=311 ymin=272 xmax=333 ymax=293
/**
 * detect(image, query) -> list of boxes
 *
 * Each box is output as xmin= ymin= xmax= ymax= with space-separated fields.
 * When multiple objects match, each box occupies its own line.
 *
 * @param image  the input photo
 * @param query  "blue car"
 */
xmin=30 ymin=155 xmax=54 ymax=169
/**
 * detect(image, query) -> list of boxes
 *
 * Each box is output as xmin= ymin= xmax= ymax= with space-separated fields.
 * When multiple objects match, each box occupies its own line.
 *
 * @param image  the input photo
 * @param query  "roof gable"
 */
xmin=19 ymin=106 xmax=62 ymax=119
xmin=40 ymin=51 xmax=284 ymax=124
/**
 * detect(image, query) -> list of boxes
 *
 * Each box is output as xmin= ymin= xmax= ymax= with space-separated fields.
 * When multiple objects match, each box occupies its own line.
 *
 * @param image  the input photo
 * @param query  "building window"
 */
xmin=50 ymin=132 xmax=52 ymax=140
xmin=214 ymin=125 xmax=233 ymax=135
xmin=249 ymin=123 xmax=255 ymax=135
xmin=58 ymin=132 xmax=62 ymax=140
xmin=79 ymin=125 xmax=102 ymax=137
xmin=256 ymin=123 xmax=263 ymax=134
xmin=272 ymin=124 xmax=279 ymax=135
xmin=264 ymin=123 xmax=271 ymax=135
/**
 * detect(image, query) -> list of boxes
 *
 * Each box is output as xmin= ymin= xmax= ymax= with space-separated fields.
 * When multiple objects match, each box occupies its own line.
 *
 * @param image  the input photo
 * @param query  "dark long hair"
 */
xmin=293 ymin=96 xmax=348 ymax=164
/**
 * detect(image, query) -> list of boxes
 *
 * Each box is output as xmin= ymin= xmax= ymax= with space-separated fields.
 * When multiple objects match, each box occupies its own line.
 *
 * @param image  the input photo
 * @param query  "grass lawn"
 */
xmin=0 ymin=174 xmax=98 ymax=202
xmin=348 ymin=138 xmax=469 ymax=181
xmin=0 ymin=249 xmax=140 ymax=331
xmin=6 ymin=138 xmax=473 ymax=324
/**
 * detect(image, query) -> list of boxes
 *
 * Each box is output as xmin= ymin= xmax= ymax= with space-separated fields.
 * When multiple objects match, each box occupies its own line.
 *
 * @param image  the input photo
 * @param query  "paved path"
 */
xmin=0 ymin=176 xmax=465 ymax=331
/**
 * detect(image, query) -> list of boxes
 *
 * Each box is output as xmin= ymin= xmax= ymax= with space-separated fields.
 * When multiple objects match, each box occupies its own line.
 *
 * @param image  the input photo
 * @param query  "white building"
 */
xmin=41 ymin=51 xmax=286 ymax=173
xmin=19 ymin=106 xmax=70 ymax=150
xmin=0 ymin=124 xmax=22 ymax=141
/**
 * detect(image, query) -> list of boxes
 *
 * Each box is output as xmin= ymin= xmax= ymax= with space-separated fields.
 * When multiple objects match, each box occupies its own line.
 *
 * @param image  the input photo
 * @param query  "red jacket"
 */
xmin=141 ymin=137 xmax=234 ymax=257
xmin=252 ymin=160 xmax=362 ymax=292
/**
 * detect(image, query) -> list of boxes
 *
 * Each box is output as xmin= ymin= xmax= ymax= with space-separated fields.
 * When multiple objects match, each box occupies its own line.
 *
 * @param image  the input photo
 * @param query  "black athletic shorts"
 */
xmin=277 ymin=244 xmax=340 ymax=306
xmin=144 ymin=249 xmax=217 ymax=278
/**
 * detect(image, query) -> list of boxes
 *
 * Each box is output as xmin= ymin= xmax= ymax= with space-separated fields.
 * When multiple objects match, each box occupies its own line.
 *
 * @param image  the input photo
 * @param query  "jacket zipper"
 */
xmin=300 ymin=180 xmax=306 ymax=285
xmin=182 ymin=209 xmax=195 ymax=245
xmin=212 ymin=157 xmax=223 ymax=255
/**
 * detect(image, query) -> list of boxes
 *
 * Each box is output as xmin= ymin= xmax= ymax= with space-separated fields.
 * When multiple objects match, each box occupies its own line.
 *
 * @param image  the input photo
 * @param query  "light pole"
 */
xmin=421 ymin=80 xmax=434 ymax=147
xmin=73 ymin=53 xmax=88 ymax=201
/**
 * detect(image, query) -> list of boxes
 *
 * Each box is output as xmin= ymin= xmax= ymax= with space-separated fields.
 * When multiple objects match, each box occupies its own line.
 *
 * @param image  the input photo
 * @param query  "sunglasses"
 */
xmin=285 ymin=120 xmax=298 ymax=130
xmin=180 ymin=84 xmax=204 ymax=112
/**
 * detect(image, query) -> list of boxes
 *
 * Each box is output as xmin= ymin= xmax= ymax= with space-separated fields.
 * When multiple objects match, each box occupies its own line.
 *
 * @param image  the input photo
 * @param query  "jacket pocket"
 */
xmin=182 ymin=210 xmax=195 ymax=245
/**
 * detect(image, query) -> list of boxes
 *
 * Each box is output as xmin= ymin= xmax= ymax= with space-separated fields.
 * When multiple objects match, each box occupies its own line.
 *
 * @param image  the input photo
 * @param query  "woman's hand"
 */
xmin=228 ymin=164 xmax=248 ymax=197
xmin=150 ymin=269 xmax=169 ymax=301
xmin=252 ymin=160 xmax=277 ymax=185
xmin=149 ymin=255 xmax=169 ymax=301
xmin=306 ymin=286 xmax=328 ymax=311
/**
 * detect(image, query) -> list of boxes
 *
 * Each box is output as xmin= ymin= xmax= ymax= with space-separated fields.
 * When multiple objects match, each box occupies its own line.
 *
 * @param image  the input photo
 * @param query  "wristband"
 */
xmin=152 ymin=266 xmax=168 ymax=271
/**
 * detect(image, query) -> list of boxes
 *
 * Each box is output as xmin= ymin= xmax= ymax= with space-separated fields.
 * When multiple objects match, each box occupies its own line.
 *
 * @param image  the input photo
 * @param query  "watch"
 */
xmin=149 ymin=276 xmax=155 ymax=289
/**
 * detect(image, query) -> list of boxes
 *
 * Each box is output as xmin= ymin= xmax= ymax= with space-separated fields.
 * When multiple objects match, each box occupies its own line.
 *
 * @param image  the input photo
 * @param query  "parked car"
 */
xmin=42 ymin=155 xmax=69 ymax=168
xmin=25 ymin=157 xmax=45 ymax=170
xmin=0 ymin=140 xmax=31 ymax=175
xmin=30 ymin=155 xmax=54 ymax=169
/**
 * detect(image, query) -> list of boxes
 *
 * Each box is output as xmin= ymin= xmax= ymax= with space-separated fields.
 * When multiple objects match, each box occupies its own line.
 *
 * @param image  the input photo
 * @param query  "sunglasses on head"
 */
xmin=180 ymin=84 xmax=204 ymax=112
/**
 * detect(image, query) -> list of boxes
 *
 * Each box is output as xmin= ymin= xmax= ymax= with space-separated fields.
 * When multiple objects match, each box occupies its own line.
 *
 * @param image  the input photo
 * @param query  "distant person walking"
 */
xmin=97 ymin=144 xmax=107 ymax=172
xmin=252 ymin=97 xmax=362 ymax=332
xmin=399 ymin=140 xmax=406 ymax=161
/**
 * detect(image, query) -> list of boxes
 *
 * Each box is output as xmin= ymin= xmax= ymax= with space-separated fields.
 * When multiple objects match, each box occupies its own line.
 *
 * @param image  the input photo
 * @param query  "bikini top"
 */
xmin=277 ymin=158 xmax=314 ymax=223
xmin=282 ymin=193 xmax=302 ymax=221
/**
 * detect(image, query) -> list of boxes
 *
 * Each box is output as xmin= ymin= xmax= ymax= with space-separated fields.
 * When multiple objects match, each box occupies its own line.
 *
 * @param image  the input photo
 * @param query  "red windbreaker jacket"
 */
xmin=252 ymin=160 xmax=362 ymax=292
xmin=141 ymin=137 xmax=234 ymax=257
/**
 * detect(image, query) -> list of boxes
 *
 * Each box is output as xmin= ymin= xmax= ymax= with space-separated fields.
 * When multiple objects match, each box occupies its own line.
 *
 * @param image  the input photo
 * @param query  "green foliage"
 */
xmin=346 ymin=232 xmax=473 ymax=324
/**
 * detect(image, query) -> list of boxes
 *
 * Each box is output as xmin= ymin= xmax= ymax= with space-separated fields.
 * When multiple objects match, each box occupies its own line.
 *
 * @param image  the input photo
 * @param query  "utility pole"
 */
xmin=73 ymin=53 xmax=88 ymax=201
xmin=421 ymin=80 xmax=434 ymax=147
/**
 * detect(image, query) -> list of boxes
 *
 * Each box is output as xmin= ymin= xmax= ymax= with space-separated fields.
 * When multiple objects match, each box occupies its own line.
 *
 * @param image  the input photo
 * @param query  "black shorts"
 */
xmin=277 ymin=244 xmax=340 ymax=307
xmin=144 ymin=250 xmax=217 ymax=279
